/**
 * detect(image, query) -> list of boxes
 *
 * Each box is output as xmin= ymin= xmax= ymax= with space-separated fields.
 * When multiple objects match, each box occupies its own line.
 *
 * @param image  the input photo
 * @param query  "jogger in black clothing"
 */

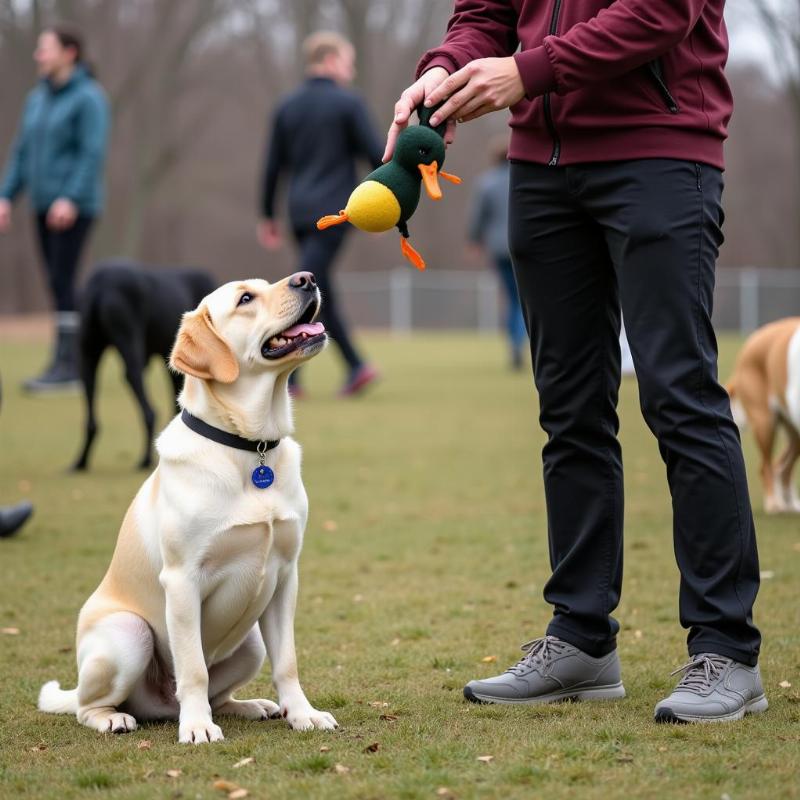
xmin=259 ymin=32 xmax=382 ymax=397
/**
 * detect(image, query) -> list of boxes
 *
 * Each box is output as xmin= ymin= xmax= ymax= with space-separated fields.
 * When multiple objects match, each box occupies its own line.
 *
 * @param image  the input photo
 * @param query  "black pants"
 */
xmin=509 ymin=159 xmax=761 ymax=665
xmin=292 ymin=225 xmax=363 ymax=374
xmin=35 ymin=214 xmax=94 ymax=312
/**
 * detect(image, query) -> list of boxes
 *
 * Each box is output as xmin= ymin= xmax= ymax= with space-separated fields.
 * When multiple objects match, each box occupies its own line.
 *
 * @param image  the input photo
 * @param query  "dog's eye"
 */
xmin=237 ymin=292 xmax=253 ymax=307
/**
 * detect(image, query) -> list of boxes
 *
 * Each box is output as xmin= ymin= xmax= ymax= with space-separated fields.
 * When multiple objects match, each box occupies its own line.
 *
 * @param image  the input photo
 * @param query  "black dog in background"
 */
xmin=72 ymin=262 xmax=216 ymax=471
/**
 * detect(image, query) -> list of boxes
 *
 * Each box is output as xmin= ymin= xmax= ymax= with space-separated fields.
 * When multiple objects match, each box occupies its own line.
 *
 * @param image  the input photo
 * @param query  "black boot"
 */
xmin=0 ymin=501 xmax=33 ymax=538
xmin=23 ymin=312 xmax=81 ymax=392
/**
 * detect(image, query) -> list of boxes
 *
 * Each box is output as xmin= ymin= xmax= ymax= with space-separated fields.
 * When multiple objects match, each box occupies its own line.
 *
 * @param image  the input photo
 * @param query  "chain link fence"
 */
xmin=337 ymin=267 xmax=800 ymax=334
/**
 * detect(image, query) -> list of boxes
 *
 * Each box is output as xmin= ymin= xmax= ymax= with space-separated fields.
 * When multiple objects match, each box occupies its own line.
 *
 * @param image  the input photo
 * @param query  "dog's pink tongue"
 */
xmin=282 ymin=321 xmax=325 ymax=337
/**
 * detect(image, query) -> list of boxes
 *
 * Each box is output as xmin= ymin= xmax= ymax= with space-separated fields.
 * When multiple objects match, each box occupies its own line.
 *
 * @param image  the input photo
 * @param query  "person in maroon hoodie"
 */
xmin=385 ymin=1 xmax=766 ymax=724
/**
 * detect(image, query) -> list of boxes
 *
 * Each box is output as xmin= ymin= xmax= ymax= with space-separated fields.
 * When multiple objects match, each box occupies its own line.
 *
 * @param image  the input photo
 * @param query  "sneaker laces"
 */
xmin=670 ymin=654 xmax=731 ymax=693
xmin=506 ymin=635 xmax=569 ymax=676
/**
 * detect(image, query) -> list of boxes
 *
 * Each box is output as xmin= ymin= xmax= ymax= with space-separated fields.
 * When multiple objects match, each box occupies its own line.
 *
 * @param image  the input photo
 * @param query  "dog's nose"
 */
xmin=289 ymin=271 xmax=317 ymax=291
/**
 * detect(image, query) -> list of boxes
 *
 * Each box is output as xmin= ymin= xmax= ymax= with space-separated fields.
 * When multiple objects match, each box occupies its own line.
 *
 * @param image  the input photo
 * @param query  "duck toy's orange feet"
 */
xmin=317 ymin=211 xmax=349 ymax=230
xmin=400 ymin=237 xmax=426 ymax=271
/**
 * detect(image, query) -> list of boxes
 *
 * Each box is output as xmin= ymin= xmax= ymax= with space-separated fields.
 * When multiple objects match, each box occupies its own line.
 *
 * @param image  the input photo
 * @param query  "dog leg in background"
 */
xmin=208 ymin=625 xmax=281 ymax=720
xmin=72 ymin=336 xmax=106 ymax=471
xmin=260 ymin=563 xmax=338 ymax=731
xmin=734 ymin=368 xmax=782 ymax=513
xmin=161 ymin=567 xmax=224 ymax=744
xmin=774 ymin=426 xmax=800 ymax=513
xmin=68 ymin=612 xmax=152 ymax=733
xmin=168 ymin=370 xmax=183 ymax=415
xmin=102 ymin=298 xmax=157 ymax=470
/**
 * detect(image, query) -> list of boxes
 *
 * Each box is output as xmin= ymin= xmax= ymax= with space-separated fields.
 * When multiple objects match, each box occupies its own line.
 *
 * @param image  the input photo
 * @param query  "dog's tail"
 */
xmin=726 ymin=380 xmax=748 ymax=429
xmin=38 ymin=680 xmax=78 ymax=714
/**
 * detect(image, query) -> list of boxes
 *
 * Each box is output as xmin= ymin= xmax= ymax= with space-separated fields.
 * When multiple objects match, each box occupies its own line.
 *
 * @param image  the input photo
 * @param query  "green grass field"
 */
xmin=0 ymin=331 xmax=798 ymax=800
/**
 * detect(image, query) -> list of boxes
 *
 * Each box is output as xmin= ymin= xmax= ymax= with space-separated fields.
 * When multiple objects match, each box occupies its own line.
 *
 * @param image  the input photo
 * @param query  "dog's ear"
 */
xmin=170 ymin=306 xmax=239 ymax=383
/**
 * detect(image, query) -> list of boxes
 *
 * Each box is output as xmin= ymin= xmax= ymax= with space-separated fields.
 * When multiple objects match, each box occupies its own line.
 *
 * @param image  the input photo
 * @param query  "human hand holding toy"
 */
xmin=316 ymin=103 xmax=461 ymax=271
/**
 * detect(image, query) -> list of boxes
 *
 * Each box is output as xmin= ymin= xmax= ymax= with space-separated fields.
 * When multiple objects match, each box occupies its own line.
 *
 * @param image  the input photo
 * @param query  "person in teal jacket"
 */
xmin=0 ymin=25 xmax=109 ymax=392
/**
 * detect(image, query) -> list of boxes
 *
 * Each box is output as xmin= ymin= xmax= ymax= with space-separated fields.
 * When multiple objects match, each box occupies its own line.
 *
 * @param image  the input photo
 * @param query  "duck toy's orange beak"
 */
xmin=418 ymin=162 xmax=462 ymax=201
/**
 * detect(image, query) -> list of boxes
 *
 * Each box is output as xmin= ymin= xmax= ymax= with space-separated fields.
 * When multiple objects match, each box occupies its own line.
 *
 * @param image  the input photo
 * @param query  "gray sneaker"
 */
xmin=654 ymin=653 xmax=768 ymax=724
xmin=463 ymin=635 xmax=626 ymax=705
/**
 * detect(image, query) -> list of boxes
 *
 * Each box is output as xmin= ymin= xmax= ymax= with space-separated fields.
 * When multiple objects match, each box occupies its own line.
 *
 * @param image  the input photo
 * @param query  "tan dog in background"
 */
xmin=727 ymin=317 xmax=800 ymax=514
xmin=38 ymin=273 xmax=338 ymax=743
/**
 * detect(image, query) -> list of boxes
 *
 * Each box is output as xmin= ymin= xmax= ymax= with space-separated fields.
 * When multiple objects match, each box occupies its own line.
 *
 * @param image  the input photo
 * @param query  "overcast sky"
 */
xmin=726 ymin=0 xmax=795 ymax=79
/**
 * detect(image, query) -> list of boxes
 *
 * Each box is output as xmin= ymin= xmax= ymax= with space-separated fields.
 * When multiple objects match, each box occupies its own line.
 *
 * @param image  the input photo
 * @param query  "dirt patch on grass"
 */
xmin=0 ymin=314 xmax=51 ymax=342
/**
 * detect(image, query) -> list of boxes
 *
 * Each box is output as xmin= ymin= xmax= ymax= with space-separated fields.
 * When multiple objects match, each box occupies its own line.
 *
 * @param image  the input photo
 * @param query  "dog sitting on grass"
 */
xmin=39 ymin=274 xmax=336 ymax=743
xmin=71 ymin=262 xmax=216 ymax=471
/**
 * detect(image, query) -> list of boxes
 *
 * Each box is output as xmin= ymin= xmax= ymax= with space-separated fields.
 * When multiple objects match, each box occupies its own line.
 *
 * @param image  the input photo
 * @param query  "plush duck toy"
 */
xmin=316 ymin=105 xmax=461 ymax=270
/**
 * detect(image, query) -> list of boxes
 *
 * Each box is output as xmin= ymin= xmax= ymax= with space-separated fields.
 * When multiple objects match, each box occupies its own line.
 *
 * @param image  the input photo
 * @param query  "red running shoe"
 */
xmin=339 ymin=364 xmax=380 ymax=397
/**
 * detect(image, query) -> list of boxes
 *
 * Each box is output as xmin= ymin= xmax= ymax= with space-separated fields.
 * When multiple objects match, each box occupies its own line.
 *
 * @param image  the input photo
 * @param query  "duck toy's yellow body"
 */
xmin=317 ymin=105 xmax=460 ymax=270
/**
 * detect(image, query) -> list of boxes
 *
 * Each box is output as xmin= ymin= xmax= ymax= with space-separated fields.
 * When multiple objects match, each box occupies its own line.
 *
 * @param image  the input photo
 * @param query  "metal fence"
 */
xmin=337 ymin=267 xmax=800 ymax=334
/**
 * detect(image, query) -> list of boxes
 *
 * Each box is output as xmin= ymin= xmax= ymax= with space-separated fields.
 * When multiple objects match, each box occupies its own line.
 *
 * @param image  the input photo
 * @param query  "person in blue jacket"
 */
xmin=0 ymin=25 xmax=110 ymax=392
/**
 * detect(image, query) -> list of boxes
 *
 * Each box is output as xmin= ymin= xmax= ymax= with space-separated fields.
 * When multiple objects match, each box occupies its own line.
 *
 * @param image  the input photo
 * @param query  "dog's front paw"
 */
xmin=284 ymin=705 xmax=338 ymax=731
xmin=215 ymin=698 xmax=281 ymax=720
xmin=179 ymin=719 xmax=224 ymax=744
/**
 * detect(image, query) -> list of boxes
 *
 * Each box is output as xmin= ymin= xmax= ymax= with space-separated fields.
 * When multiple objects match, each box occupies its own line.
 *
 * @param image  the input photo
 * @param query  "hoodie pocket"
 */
xmin=645 ymin=58 xmax=679 ymax=114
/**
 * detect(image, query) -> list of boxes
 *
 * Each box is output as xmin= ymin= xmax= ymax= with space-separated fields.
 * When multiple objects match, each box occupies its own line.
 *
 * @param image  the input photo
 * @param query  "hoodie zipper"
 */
xmin=647 ymin=58 xmax=679 ymax=114
xmin=543 ymin=0 xmax=563 ymax=166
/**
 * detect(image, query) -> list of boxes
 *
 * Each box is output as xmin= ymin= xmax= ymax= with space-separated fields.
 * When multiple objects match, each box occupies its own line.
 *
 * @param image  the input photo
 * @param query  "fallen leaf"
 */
xmin=166 ymin=769 xmax=182 ymax=778
xmin=1 ymin=627 xmax=20 ymax=635
xmin=380 ymin=714 xmax=398 ymax=722
xmin=477 ymin=755 xmax=494 ymax=763
xmin=334 ymin=763 xmax=351 ymax=774
xmin=30 ymin=743 xmax=48 ymax=752
xmin=319 ymin=745 xmax=331 ymax=753
xmin=481 ymin=655 xmax=497 ymax=663
xmin=353 ymin=594 xmax=364 ymax=603
xmin=657 ymin=746 xmax=667 ymax=753
xmin=18 ymin=479 xmax=32 ymax=493
xmin=760 ymin=570 xmax=775 ymax=580
xmin=390 ymin=638 xmax=401 ymax=646
xmin=616 ymin=754 xmax=634 ymax=763
xmin=436 ymin=789 xmax=457 ymax=799
xmin=779 ymin=680 xmax=792 ymax=689
xmin=633 ymin=630 xmax=643 ymax=640
xmin=369 ymin=701 xmax=389 ymax=708
xmin=322 ymin=520 xmax=338 ymax=532
xmin=137 ymin=740 xmax=152 ymax=750
xmin=363 ymin=742 xmax=380 ymax=753
xmin=57 ymin=646 xmax=72 ymax=653
xmin=213 ymin=779 xmax=239 ymax=792
xmin=229 ymin=790 xmax=248 ymax=800
xmin=232 ymin=757 xmax=254 ymax=769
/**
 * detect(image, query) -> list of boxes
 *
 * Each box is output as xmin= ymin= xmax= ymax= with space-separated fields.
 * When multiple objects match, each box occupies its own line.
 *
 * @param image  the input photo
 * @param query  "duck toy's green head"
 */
xmin=317 ymin=103 xmax=461 ymax=270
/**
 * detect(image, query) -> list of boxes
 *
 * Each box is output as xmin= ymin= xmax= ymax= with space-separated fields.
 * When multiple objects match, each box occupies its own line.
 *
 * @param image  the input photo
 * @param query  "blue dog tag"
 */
xmin=251 ymin=465 xmax=275 ymax=489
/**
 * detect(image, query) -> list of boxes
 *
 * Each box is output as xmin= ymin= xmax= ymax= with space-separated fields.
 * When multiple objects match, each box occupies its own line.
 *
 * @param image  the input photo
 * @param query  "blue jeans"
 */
xmin=493 ymin=254 xmax=527 ymax=357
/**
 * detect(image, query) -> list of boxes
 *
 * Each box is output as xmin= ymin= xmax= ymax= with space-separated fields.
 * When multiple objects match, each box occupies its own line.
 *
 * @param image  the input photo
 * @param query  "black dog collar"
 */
xmin=181 ymin=409 xmax=280 ymax=453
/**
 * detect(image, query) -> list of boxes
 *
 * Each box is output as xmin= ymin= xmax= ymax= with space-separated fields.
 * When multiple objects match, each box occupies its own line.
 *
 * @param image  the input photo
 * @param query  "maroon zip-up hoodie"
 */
xmin=417 ymin=0 xmax=732 ymax=169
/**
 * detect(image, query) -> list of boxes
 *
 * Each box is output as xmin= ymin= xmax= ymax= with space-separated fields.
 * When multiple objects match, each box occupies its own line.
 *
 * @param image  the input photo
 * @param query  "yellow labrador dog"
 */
xmin=38 ymin=273 xmax=338 ymax=743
